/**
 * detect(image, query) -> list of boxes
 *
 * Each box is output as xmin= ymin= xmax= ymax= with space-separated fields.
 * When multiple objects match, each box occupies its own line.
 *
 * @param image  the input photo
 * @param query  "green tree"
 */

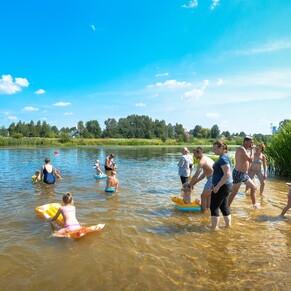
xmin=86 ymin=120 xmax=102 ymax=138
xmin=103 ymin=118 xmax=118 ymax=138
xmin=192 ymin=125 xmax=202 ymax=137
xmin=210 ymin=124 xmax=219 ymax=138
xmin=266 ymin=120 xmax=291 ymax=176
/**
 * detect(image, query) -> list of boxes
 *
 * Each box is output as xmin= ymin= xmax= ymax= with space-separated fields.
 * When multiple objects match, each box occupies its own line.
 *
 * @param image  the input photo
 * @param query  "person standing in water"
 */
xmin=210 ymin=141 xmax=233 ymax=230
xmin=246 ymin=144 xmax=267 ymax=196
xmin=40 ymin=158 xmax=59 ymax=184
xmin=228 ymin=137 xmax=258 ymax=207
xmin=189 ymin=147 xmax=214 ymax=212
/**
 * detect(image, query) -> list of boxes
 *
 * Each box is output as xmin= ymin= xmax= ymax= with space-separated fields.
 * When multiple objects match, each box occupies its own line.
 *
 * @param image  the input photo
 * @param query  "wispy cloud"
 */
xmin=90 ymin=24 xmax=96 ymax=31
xmin=216 ymin=78 xmax=223 ymax=86
xmin=182 ymin=0 xmax=198 ymax=9
xmin=234 ymin=39 xmax=291 ymax=55
xmin=35 ymin=89 xmax=46 ymax=95
xmin=53 ymin=102 xmax=71 ymax=107
xmin=155 ymin=72 xmax=169 ymax=77
xmin=64 ymin=112 xmax=74 ymax=115
xmin=23 ymin=106 xmax=39 ymax=111
xmin=183 ymin=79 xmax=209 ymax=100
xmin=206 ymin=112 xmax=220 ymax=118
xmin=210 ymin=0 xmax=220 ymax=10
xmin=147 ymin=79 xmax=191 ymax=89
xmin=0 ymin=74 xmax=29 ymax=95
xmin=7 ymin=116 xmax=17 ymax=120
xmin=135 ymin=103 xmax=146 ymax=107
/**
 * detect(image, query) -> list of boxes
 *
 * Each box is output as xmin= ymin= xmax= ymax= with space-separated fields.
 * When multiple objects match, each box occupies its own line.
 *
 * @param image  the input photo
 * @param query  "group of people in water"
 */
xmin=33 ymin=154 xmax=119 ymax=237
xmin=178 ymin=137 xmax=291 ymax=230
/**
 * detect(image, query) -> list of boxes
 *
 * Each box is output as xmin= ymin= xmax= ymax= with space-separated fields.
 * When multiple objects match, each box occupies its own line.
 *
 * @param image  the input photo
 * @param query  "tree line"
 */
xmin=0 ymin=114 xmax=270 ymax=143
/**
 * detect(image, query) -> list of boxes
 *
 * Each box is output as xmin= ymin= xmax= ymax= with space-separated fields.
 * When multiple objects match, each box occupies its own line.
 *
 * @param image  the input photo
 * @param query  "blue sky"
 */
xmin=0 ymin=0 xmax=291 ymax=135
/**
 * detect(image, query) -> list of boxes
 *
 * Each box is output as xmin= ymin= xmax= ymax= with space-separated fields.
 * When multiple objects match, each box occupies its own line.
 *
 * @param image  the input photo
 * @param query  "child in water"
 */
xmin=32 ymin=170 xmax=41 ymax=183
xmin=280 ymin=183 xmax=291 ymax=217
xmin=54 ymin=169 xmax=63 ymax=180
xmin=49 ymin=192 xmax=81 ymax=237
xmin=106 ymin=171 xmax=119 ymax=192
xmin=94 ymin=160 xmax=103 ymax=175
xmin=181 ymin=182 xmax=192 ymax=204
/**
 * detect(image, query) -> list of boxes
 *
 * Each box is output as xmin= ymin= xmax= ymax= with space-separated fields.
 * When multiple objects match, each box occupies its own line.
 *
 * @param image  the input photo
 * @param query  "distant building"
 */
xmin=270 ymin=123 xmax=277 ymax=134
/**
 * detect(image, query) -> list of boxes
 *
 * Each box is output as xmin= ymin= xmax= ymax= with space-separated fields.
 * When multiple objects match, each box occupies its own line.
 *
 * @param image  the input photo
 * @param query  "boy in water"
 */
xmin=106 ymin=171 xmax=119 ymax=192
xmin=181 ymin=182 xmax=192 ymax=204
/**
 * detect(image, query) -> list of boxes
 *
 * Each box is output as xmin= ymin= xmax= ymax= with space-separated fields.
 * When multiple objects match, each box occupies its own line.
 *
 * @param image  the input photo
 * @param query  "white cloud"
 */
xmin=64 ymin=112 xmax=74 ymax=115
xmin=155 ymin=72 xmax=169 ymax=77
xmin=135 ymin=103 xmax=146 ymax=107
xmin=210 ymin=0 xmax=220 ymax=10
xmin=206 ymin=112 xmax=220 ymax=118
xmin=183 ymin=79 xmax=210 ymax=100
xmin=23 ymin=106 xmax=39 ymax=111
xmin=0 ymin=74 xmax=29 ymax=95
xmin=53 ymin=102 xmax=71 ymax=107
xmin=91 ymin=24 xmax=96 ymax=31
xmin=234 ymin=39 xmax=291 ymax=55
xmin=147 ymin=79 xmax=191 ymax=89
xmin=7 ymin=116 xmax=17 ymax=120
xmin=216 ymin=78 xmax=223 ymax=86
xmin=182 ymin=0 xmax=198 ymax=9
xmin=35 ymin=89 xmax=46 ymax=95
xmin=15 ymin=78 xmax=29 ymax=87
xmin=40 ymin=117 xmax=47 ymax=121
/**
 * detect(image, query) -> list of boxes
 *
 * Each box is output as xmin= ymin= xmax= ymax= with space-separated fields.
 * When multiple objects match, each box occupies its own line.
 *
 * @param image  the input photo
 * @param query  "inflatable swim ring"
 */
xmin=105 ymin=187 xmax=116 ymax=193
xmin=171 ymin=196 xmax=201 ymax=211
xmin=35 ymin=203 xmax=105 ymax=239
xmin=94 ymin=173 xmax=107 ymax=179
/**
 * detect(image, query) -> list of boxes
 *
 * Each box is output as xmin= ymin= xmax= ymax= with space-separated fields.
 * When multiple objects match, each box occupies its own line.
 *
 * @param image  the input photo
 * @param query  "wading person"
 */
xmin=228 ymin=137 xmax=258 ymax=208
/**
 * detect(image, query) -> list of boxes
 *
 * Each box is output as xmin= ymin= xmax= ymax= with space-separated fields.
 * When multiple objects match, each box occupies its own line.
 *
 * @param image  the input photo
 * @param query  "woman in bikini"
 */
xmin=247 ymin=144 xmax=267 ymax=196
xmin=49 ymin=192 xmax=81 ymax=237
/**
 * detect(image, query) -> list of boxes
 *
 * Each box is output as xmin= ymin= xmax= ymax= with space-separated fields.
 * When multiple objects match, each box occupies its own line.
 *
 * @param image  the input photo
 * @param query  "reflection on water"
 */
xmin=0 ymin=147 xmax=291 ymax=290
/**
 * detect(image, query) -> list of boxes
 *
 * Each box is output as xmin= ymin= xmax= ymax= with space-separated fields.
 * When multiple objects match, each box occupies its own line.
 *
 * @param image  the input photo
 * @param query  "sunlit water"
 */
xmin=0 ymin=147 xmax=291 ymax=290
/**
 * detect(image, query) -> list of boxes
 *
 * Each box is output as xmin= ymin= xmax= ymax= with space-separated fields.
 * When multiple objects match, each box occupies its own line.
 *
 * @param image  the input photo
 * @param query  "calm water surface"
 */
xmin=0 ymin=147 xmax=291 ymax=290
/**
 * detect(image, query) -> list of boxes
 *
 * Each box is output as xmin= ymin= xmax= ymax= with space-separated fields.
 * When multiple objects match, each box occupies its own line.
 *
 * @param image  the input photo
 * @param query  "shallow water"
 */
xmin=0 ymin=147 xmax=291 ymax=290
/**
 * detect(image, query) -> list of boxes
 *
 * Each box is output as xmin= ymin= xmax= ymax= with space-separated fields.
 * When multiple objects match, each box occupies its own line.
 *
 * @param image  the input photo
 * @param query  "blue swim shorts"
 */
xmin=232 ymin=169 xmax=250 ymax=184
xmin=203 ymin=176 xmax=213 ymax=191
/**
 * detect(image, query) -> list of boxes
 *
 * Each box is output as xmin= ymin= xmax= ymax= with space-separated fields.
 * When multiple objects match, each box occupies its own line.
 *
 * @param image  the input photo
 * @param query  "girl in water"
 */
xmin=49 ymin=192 xmax=81 ymax=237
xmin=246 ymin=144 xmax=267 ymax=196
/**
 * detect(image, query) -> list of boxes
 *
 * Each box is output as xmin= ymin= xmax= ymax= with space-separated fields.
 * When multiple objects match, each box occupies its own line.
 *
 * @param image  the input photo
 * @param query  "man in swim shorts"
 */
xmin=228 ymin=137 xmax=258 ymax=207
xmin=189 ymin=147 xmax=214 ymax=212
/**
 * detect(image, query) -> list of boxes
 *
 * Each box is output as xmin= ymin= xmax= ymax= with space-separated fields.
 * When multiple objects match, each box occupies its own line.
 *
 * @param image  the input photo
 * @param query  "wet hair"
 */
xmin=109 ymin=153 xmax=115 ymax=158
xmin=35 ymin=170 xmax=40 ymax=175
xmin=63 ymin=192 xmax=73 ymax=204
xmin=213 ymin=140 xmax=228 ymax=153
xmin=45 ymin=158 xmax=50 ymax=163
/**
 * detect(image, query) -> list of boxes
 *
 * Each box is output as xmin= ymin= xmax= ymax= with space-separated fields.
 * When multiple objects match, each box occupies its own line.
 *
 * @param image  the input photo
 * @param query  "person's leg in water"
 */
xmin=244 ymin=179 xmax=258 ymax=207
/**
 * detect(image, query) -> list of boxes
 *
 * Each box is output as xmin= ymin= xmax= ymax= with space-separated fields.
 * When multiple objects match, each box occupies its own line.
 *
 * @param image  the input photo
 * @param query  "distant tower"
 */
xmin=270 ymin=123 xmax=277 ymax=134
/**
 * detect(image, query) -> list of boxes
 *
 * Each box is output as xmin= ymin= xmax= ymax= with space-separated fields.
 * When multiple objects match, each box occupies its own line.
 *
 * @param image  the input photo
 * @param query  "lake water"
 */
xmin=0 ymin=146 xmax=291 ymax=290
